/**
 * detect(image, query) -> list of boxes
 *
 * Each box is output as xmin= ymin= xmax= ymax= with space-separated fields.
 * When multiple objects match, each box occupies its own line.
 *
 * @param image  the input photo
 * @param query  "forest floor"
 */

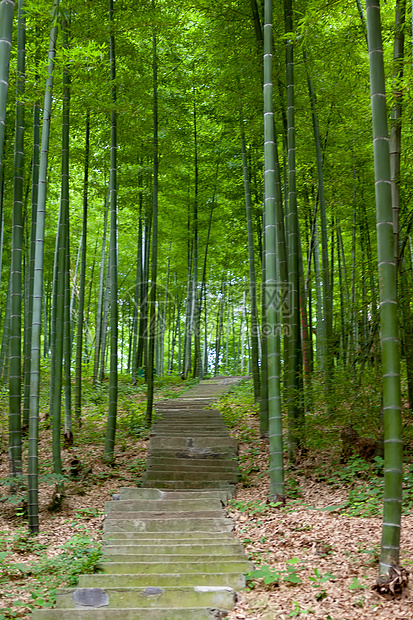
xmin=0 ymin=376 xmax=411 ymax=619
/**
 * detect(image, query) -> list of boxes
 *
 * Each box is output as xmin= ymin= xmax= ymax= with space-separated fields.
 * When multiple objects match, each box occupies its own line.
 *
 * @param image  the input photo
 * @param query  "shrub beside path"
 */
xmin=32 ymin=376 xmax=252 ymax=619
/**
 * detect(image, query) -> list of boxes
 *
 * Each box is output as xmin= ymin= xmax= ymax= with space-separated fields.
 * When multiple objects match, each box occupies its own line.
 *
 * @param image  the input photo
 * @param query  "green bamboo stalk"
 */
xmin=284 ymin=0 xmax=302 ymax=459
xmin=74 ymin=111 xmax=89 ymax=423
xmin=264 ymin=0 xmax=285 ymax=503
xmin=9 ymin=0 xmax=25 ymax=477
xmin=0 ymin=0 xmax=14 ymax=181
xmin=260 ymin=206 xmax=269 ymax=437
xmin=240 ymin=122 xmax=260 ymax=402
xmin=28 ymin=0 xmax=59 ymax=535
xmin=145 ymin=4 xmax=158 ymax=424
xmin=93 ymin=196 xmax=108 ymax=385
xmin=366 ymin=0 xmax=403 ymax=584
xmin=50 ymin=12 xmax=70 ymax=488
xmin=304 ymin=49 xmax=333 ymax=376
xmin=104 ymin=0 xmax=118 ymax=461
xmin=23 ymin=99 xmax=40 ymax=430
xmin=390 ymin=0 xmax=406 ymax=273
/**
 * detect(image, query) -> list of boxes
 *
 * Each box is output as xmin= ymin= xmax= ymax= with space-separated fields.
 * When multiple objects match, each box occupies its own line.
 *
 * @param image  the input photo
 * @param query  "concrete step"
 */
xmin=98 ymin=559 xmax=252 ymax=574
xmin=105 ymin=499 xmax=225 ymax=513
xmin=104 ymin=510 xmax=225 ymax=519
xmin=103 ymin=544 xmax=244 ymax=555
xmin=79 ymin=572 xmax=246 ymax=589
xmin=32 ymin=607 xmax=231 ymax=619
xmin=149 ymin=437 xmax=237 ymax=450
xmin=104 ymin=518 xmax=233 ymax=534
xmin=56 ymin=586 xmax=237 ymax=609
xmin=147 ymin=448 xmax=238 ymax=459
xmin=103 ymin=554 xmax=243 ymax=563
xmin=143 ymin=471 xmax=239 ymax=482
xmin=117 ymin=488 xmax=231 ymax=502
xmin=150 ymin=431 xmax=228 ymax=437
xmin=147 ymin=456 xmax=236 ymax=465
xmin=103 ymin=533 xmax=237 ymax=543
xmin=142 ymin=481 xmax=236 ymax=492
xmin=145 ymin=463 xmax=237 ymax=473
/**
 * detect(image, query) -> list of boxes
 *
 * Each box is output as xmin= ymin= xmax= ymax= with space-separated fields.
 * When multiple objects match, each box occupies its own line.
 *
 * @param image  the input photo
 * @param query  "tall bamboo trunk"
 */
xmin=366 ymin=0 xmax=404 ymax=587
xmin=74 ymin=111 xmax=89 ymax=423
xmin=28 ymin=0 xmax=59 ymax=534
xmin=304 ymin=50 xmax=332 ymax=377
xmin=240 ymin=123 xmax=260 ymax=401
xmin=103 ymin=0 xmax=119 ymax=462
xmin=145 ymin=9 xmax=158 ymax=425
xmin=93 ymin=197 xmax=109 ymax=385
xmin=264 ymin=0 xmax=286 ymax=503
xmin=9 ymin=0 xmax=25 ymax=477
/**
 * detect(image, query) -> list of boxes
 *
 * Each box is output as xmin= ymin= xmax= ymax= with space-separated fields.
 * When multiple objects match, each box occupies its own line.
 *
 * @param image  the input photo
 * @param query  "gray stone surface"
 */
xmin=73 ymin=588 xmax=109 ymax=608
xmin=33 ymin=376 xmax=250 ymax=619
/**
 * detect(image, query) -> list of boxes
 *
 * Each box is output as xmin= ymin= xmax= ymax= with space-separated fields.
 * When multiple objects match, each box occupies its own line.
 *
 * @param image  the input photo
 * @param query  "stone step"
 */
xmin=117 ymin=488 xmax=231 ymax=501
xmin=105 ymin=499 xmax=225 ymax=513
xmin=79 ymin=572 xmax=246 ymax=589
xmin=146 ymin=458 xmax=237 ymax=469
xmin=149 ymin=437 xmax=237 ymax=450
xmin=32 ymin=607 xmax=231 ymax=619
xmin=55 ymin=586 xmax=237 ymax=609
xmin=151 ymin=413 xmax=224 ymax=418
xmin=151 ymin=420 xmax=226 ymax=426
xmin=143 ymin=471 xmax=239 ymax=482
xmin=103 ymin=543 xmax=244 ymax=555
xmin=150 ymin=431 xmax=228 ymax=437
xmin=105 ymin=510 xmax=225 ymax=519
xmin=98 ymin=559 xmax=252 ymax=574
xmin=103 ymin=554 xmax=242 ymax=563
xmin=104 ymin=518 xmax=233 ymax=534
xmin=147 ymin=451 xmax=238 ymax=463
xmin=145 ymin=463 xmax=237 ymax=474
xmin=103 ymin=533 xmax=237 ymax=543
xmin=143 ymin=480 xmax=236 ymax=492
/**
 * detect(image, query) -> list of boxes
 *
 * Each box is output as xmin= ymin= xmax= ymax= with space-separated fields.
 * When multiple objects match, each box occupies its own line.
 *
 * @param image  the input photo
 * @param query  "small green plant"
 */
xmin=246 ymin=558 xmax=302 ymax=587
xmin=74 ymin=508 xmax=100 ymax=520
xmin=308 ymin=567 xmax=336 ymax=586
xmin=348 ymin=577 xmax=369 ymax=591
xmin=289 ymin=601 xmax=313 ymax=616
xmin=227 ymin=498 xmax=281 ymax=516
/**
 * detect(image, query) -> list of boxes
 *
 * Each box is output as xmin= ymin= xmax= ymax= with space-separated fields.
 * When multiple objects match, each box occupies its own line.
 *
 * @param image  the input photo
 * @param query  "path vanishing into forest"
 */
xmin=32 ymin=376 xmax=252 ymax=619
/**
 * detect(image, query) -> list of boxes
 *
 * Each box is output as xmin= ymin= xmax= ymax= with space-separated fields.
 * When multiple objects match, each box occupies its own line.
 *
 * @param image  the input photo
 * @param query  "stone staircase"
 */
xmin=32 ymin=377 xmax=252 ymax=619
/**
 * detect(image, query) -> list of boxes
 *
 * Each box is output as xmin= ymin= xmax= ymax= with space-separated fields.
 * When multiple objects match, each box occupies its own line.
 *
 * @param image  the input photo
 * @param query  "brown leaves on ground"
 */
xmin=226 ymin=415 xmax=413 ymax=620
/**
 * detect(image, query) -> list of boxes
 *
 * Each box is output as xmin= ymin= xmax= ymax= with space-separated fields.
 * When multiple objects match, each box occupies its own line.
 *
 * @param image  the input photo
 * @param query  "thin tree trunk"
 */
xmin=28 ymin=0 xmax=58 ymax=534
xmin=103 ymin=0 xmax=118 ymax=462
xmin=240 ymin=123 xmax=260 ymax=401
xmin=93 ymin=196 xmax=109 ymax=385
xmin=366 ymin=0 xmax=403 ymax=586
xmin=9 ymin=0 xmax=24 ymax=477
xmin=74 ymin=111 xmax=89 ymax=423
xmin=145 ymin=8 xmax=158 ymax=426
xmin=304 ymin=49 xmax=333 ymax=376
xmin=0 ymin=0 xmax=15 ymax=182
xmin=264 ymin=0 xmax=285 ymax=504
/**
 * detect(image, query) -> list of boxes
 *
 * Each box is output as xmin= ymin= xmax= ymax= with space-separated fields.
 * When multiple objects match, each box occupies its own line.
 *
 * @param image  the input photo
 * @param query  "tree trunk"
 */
xmin=9 ymin=0 xmax=25 ymax=477
xmin=28 ymin=0 xmax=58 ymax=534
xmin=74 ymin=111 xmax=89 ymax=423
xmin=264 ymin=0 xmax=285 ymax=503
xmin=104 ymin=0 xmax=118 ymax=463
xmin=366 ymin=0 xmax=403 ymax=586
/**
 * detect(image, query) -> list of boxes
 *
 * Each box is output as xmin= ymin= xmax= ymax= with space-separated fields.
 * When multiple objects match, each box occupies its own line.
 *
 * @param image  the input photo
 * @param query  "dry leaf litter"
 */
xmin=0 ymin=385 xmax=410 ymax=620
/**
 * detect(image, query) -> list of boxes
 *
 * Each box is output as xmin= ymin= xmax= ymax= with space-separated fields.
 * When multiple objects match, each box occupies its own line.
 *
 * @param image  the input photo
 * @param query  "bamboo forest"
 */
xmin=0 ymin=0 xmax=413 ymax=617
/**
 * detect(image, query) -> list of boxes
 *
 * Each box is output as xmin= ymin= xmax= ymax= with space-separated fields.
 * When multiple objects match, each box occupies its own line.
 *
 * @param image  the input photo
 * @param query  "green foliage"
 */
xmin=308 ymin=567 xmax=336 ymax=586
xmin=0 ymin=526 xmax=101 ymax=618
xmin=246 ymin=558 xmax=302 ymax=587
xmin=228 ymin=498 xmax=282 ymax=515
